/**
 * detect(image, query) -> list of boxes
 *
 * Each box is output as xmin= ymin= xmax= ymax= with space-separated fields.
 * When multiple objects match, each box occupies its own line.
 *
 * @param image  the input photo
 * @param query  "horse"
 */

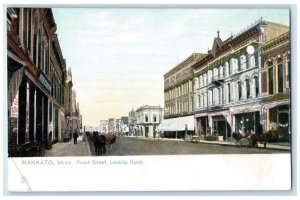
xmin=93 ymin=132 xmax=106 ymax=156
xmin=250 ymin=129 xmax=278 ymax=148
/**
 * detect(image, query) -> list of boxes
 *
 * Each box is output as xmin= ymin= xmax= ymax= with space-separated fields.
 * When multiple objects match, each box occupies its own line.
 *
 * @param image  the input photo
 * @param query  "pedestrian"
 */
xmin=73 ymin=129 xmax=78 ymax=144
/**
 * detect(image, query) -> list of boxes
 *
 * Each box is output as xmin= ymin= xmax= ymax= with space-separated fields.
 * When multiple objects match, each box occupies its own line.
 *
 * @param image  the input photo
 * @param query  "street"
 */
xmin=104 ymin=136 xmax=289 ymax=156
xmin=43 ymin=135 xmax=290 ymax=157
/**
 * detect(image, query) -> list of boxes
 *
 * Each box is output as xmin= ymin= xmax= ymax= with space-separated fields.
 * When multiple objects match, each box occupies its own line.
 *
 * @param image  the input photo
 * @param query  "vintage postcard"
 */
xmin=5 ymin=5 xmax=293 ymax=192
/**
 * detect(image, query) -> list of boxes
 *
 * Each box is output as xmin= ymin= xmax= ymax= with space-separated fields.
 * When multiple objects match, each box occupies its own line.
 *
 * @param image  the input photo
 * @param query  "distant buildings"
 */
xmin=128 ymin=108 xmax=137 ymax=136
xmin=120 ymin=116 xmax=129 ymax=134
xmin=99 ymin=120 xmax=108 ymax=134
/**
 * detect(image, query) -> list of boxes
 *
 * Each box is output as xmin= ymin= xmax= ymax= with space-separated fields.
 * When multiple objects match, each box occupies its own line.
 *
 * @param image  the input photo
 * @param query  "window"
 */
xmin=268 ymin=67 xmax=274 ymax=95
xmin=288 ymin=60 xmax=291 ymax=88
xmin=227 ymin=83 xmax=231 ymax=103
xmin=254 ymin=76 xmax=259 ymax=97
xmin=255 ymin=51 xmax=259 ymax=67
xmin=153 ymin=115 xmax=157 ymax=122
xmin=33 ymin=33 xmax=37 ymax=65
xmin=219 ymin=87 xmax=222 ymax=104
xmin=228 ymin=61 xmax=231 ymax=75
xmin=237 ymin=56 xmax=241 ymax=71
xmin=238 ymin=81 xmax=242 ymax=100
xmin=278 ymin=64 xmax=284 ymax=92
xmin=145 ymin=114 xmax=148 ymax=122
xmin=245 ymin=79 xmax=250 ymax=99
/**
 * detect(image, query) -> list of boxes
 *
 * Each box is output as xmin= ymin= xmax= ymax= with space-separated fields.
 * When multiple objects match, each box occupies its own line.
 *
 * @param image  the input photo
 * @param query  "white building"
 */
xmin=136 ymin=105 xmax=163 ymax=138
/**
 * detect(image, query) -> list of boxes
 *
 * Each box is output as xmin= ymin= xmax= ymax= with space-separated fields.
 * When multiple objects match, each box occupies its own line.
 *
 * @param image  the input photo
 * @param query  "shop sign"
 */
xmin=37 ymin=72 xmax=52 ymax=94
xmin=11 ymin=95 xmax=19 ymax=118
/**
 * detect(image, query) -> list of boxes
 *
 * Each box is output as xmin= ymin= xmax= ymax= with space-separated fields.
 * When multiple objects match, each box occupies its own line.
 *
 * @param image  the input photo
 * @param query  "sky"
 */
xmin=52 ymin=8 xmax=290 ymax=127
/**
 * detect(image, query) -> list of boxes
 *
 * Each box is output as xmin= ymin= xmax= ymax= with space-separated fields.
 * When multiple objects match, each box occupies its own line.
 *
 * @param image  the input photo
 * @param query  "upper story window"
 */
xmin=145 ymin=114 xmax=148 ymax=122
xmin=268 ymin=61 xmax=274 ymax=95
xmin=153 ymin=114 xmax=157 ymax=122
xmin=253 ymin=76 xmax=259 ymax=98
xmin=277 ymin=62 xmax=284 ymax=93
xmin=240 ymin=54 xmax=247 ymax=70
xmin=245 ymin=79 xmax=250 ymax=99
xmin=203 ymin=73 xmax=207 ymax=86
xmin=237 ymin=81 xmax=242 ymax=101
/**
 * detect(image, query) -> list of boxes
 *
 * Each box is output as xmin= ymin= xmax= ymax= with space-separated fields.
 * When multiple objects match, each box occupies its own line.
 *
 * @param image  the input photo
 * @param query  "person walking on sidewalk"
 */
xmin=73 ymin=129 xmax=78 ymax=144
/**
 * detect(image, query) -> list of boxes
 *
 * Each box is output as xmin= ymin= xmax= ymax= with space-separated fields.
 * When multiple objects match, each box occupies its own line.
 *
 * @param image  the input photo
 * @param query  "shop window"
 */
xmin=268 ymin=67 xmax=274 ymax=95
xmin=278 ymin=64 xmax=284 ymax=93
xmin=278 ymin=105 xmax=289 ymax=111
xmin=269 ymin=107 xmax=277 ymax=123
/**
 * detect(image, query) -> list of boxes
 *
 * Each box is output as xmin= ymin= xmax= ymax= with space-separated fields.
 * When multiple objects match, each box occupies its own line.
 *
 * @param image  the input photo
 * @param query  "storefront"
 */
xmin=234 ymin=111 xmax=261 ymax=135
xmin=157 ymin=115 xmax=194 ymax=140
xmin=264 ymin=100 xmax=290 ymax=143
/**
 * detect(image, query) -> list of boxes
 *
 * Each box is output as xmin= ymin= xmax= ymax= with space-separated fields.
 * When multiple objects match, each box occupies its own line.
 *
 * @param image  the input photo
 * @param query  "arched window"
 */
xmin=237 ymin=81 xmax=242 ymax=101
xmin=268 ymin=61 xmax=274 ymax=95
xmin=153 ymin=114 xmax=157 ymax=122
xmin=253 ymin=76 xmax=259 ymax=98
xmin=245 ymin=79 xmax=250 ymax=99
xmin=277 ymin=57 xmax=284 ymax=93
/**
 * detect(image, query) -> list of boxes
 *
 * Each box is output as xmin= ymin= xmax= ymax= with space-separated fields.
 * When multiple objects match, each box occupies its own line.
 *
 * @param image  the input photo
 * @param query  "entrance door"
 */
xmin=278 ymin=112 xmax=289 ymax=142
xmin=218 ymin=121 xmax=226 ymax=139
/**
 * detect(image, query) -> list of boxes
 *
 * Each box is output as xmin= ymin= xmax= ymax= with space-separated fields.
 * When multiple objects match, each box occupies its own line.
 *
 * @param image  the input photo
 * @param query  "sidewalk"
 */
xmin=199 ymin=139 xmax=291 ymax=150
xmin=45 ymin=135 xmax=91 ymax=157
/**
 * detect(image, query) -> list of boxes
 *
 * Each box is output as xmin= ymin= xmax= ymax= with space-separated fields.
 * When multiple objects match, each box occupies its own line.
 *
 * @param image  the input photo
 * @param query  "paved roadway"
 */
xmin=45 ymin=135 xmax=289 ymax=157
xmin=105 ymin=136 xmax=289 ymax=156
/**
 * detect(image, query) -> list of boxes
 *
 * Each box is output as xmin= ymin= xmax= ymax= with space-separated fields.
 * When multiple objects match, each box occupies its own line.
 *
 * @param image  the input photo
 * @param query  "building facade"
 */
xmin=108 ymin=118 xmax=116 ymax=134
xmin=261 ymin=31 xmax=290 ymax=143
xmin=7 ymin=8 xmax=68 ymax=152
xmin=136 ymin=105 xmax=163 ymax=138
xmin=120 ymin=116 xmax=129 ymax=135
xmin=49 ymin=34 xmax=66 ymax=143
xmin=160 ymin=53 xmax=205 ymax=139
xmin=64 ymin=68 xmax=73 ymax=139
xmin=128 ymin=108 xmax=137 ymax=136
xmin=192 ymin=19 xmax=289 ymax=141
xmin=99 ymin=120 xmax=108 ymax=134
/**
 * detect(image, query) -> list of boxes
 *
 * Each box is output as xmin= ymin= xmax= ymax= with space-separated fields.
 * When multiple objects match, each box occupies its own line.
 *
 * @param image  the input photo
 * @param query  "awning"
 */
xmin=263 ymin=100 xmax=290 ymax=109
xmin=157 ymin=115 xmax=194 ymax=132
xmin=229 ymin=103 xmax=262 ymax=114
